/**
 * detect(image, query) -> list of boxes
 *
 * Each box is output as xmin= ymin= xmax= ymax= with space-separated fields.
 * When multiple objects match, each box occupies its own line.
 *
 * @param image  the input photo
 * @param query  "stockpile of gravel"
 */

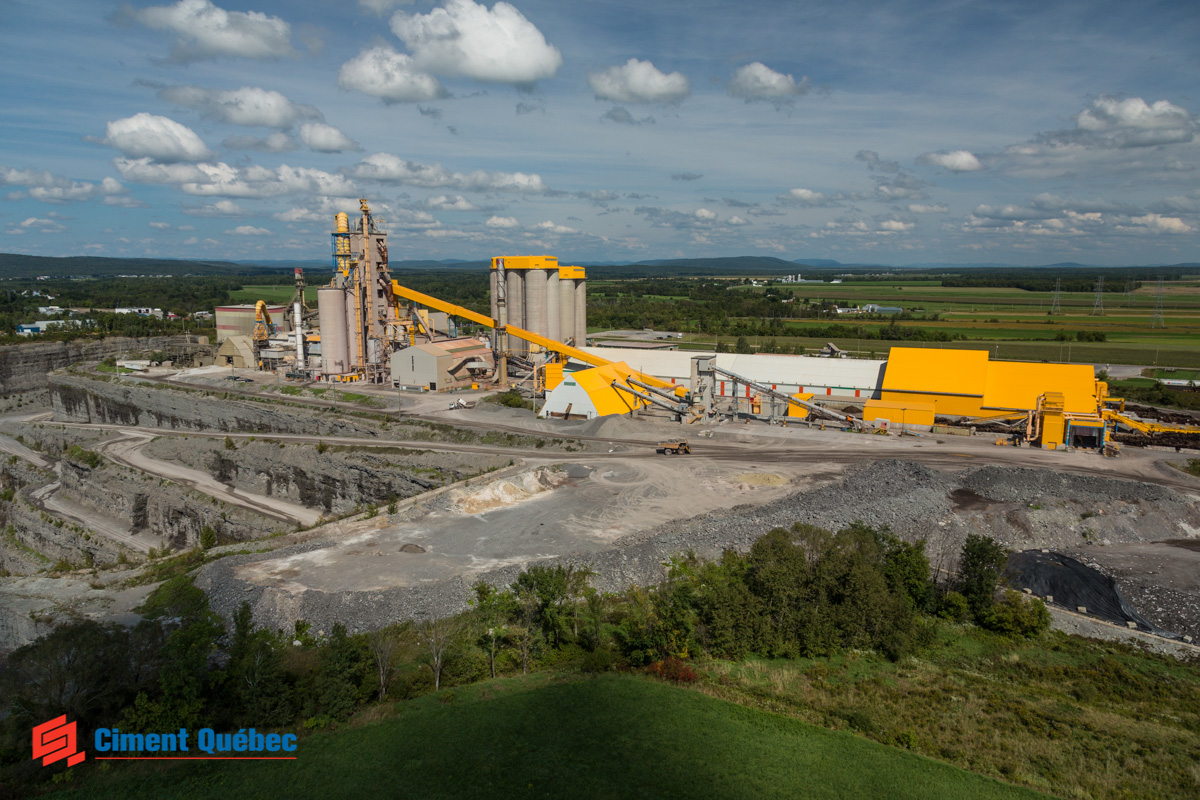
xmin=962 ymin=465 xmax=1180 ymax=505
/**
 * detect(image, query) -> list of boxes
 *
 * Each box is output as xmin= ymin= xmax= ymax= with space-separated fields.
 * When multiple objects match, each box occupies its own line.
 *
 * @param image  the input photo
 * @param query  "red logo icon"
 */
xmin=32 ymin=716 xmax=86 ymax=767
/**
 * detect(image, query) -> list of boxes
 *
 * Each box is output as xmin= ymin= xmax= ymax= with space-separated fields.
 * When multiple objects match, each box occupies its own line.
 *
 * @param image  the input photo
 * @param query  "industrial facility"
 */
xmin=210 ymin=197 xmax=1198 ymax=454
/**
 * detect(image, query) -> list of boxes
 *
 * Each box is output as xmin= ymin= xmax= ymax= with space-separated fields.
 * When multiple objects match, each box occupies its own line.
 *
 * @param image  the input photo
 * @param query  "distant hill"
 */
xmin=0 ymin=253 xmax=278 ymax=279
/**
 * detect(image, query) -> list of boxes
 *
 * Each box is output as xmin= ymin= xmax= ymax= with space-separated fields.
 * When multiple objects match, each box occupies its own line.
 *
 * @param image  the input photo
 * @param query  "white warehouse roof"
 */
xmin=719 ymin=354 xmax=886 ymax=392
xmin=578 ymin=347 xmax=710 ymax=384
xmin=579 ymin=347 xmax=887 ymax=394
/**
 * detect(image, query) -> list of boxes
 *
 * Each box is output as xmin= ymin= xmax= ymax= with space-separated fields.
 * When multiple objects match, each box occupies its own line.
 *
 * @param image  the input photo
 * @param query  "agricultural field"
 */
xmin=228 ymin=284 xmax=318 ymax=306
xmin=678 ymin=276 xmax=1200 ymax=367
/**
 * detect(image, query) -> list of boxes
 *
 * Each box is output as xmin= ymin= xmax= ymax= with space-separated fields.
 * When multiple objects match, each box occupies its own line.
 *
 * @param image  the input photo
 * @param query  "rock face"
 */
xmin=50 ymin=373 xmax=385 ymax=437
xmin=49 ymin=374 xmax=388 ymax=438
xmin=145 ymin=438 xmax=508 ymax=515
xmin=57 ymin=458 xmax=282 ymax=549
xmin=0 ymin=336 xmax=190 ymax=395
xmin=0 ymin=458 xmax=121 ymax=572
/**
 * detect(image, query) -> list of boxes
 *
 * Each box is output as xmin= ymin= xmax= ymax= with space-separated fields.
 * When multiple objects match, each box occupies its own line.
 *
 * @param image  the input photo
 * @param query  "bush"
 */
xmin=199 ymin=526 xmax=217 ymax=550
xmin=938 ymin=591 xmax=970 ymax=623
xmin=579 ymin=648 xmax=615 ymax=674
xmin=981 ymin=591 xmax=1051 ymax=637
xmin=65 ymin=445 xmax=103 ymax=469
xmin=645 ymin=657 xmax=698 ymax=684
xmin=485 ymin=389 xmax=534 ymax=411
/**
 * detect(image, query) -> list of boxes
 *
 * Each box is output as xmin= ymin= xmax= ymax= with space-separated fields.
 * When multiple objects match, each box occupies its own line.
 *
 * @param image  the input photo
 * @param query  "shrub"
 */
xmin=579 ymin=648 xmax=614 ymax=674
xmin=938 ymin=591 xmax=970 ymax=623
xmin=199 ymin=525 xmax=217 ymax=550
xmin=645 ymin=657 xmax=698 ymax=684
xmin=981 ymin=591 xmax=1051 ymax=637
xmin=224 ymin=436 xmax=236 ymax=451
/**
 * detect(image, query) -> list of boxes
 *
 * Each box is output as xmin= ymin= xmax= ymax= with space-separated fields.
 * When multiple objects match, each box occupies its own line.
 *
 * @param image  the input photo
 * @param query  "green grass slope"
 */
xmin=48 ymin=674 xmax=1050 ymax=800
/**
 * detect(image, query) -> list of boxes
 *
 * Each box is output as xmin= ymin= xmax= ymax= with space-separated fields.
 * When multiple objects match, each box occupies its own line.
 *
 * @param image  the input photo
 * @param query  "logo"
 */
xmin=32 ymin=716 xmax=86 ymax=768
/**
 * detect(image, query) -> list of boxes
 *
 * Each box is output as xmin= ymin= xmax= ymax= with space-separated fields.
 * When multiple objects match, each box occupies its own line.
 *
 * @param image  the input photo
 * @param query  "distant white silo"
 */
xmin=345 ymin=287 xmax=360 ymax=370
xmin=574 ymin=278 xmax=587 ymax=347
xmin=507 ymin=269 xmax=525 ymax=354
xmin=525 ymin=268 xmax=547 ymax=341
xmin=559 ymin=273 xmax=575 ymax=345
xmin=318 ymin=287 xmax=349 ymax=376
xmin=546 ymin=268 xmax=560 ymax=342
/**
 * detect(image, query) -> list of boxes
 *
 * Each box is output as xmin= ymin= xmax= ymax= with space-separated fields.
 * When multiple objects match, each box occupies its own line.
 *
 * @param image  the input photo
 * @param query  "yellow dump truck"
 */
xmin=657 ymin=440 xmax=691 ymax=455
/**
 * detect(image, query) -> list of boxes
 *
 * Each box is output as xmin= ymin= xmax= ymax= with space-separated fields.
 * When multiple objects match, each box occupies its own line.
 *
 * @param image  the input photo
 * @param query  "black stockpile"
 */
xmin=1004 ymin=550 xmax=1181 ymax=639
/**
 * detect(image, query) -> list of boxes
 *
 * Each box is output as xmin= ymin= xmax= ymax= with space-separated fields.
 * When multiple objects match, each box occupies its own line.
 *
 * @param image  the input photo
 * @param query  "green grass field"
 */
xmin=228 ymin=285 xmax=318 ymax=305
xmin=47 ymin=674 xmax=1049 ymax=800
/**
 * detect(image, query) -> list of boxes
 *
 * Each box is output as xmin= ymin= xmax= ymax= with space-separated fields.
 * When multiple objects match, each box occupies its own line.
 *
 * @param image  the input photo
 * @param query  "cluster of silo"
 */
xmin=489 ymin=256 xmax=586 ymax=355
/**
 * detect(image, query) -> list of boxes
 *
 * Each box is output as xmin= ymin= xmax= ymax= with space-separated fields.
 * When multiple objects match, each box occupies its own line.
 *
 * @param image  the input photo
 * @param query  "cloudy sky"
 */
xmin=2 ymin=0 xmax=1198 ymax=265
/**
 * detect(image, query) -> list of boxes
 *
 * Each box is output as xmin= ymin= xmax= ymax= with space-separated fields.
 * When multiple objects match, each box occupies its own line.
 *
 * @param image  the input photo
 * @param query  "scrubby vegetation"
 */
xmin=483 ymin=388 xmax=535 ymax=411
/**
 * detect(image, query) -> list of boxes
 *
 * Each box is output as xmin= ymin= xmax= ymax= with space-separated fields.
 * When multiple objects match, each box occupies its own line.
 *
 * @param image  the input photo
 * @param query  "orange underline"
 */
xmin=95 ymin=756 xmax=296 ymax=760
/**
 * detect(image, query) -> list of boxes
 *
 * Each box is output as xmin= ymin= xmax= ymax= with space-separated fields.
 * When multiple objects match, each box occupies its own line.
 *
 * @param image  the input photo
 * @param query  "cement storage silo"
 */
xmin=546 ymin=268 xmax=560 ymax=341
xmin=318 ymin=287 xmax=349 ymax=376
xmin=525 ymin=267 xmax=547 ymax=340
xmin=559 ymin=271 xmax=575 ymax=345
xmin=574 ymin=275 xmax=587 ymax=346
xmin=507 ymin=269 xmax=525 ymax=354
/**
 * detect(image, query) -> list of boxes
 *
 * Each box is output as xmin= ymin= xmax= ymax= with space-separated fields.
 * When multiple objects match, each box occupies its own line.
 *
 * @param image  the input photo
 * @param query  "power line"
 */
xmin=1150 ymin=276 xmax=1166 ymax=329
xmin=1049 ymin=278 xmax=1062 ymax=315
xmin=1091 ymin=276 xmax=1104 ymax=315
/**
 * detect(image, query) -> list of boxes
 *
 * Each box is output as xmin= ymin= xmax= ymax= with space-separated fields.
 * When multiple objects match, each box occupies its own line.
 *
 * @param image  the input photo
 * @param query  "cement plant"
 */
xmin=0 ymin=199 xmax=1196 ymax=662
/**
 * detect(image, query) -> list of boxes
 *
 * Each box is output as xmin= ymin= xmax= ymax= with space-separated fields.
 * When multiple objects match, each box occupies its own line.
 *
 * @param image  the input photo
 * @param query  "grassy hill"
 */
xmin=46 ymin=674 xmax=1048 ymax=800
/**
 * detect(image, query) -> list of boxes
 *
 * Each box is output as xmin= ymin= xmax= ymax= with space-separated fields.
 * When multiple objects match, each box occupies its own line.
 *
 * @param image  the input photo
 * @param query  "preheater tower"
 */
xmin=490 ymin=256 xmax=586 ymax=355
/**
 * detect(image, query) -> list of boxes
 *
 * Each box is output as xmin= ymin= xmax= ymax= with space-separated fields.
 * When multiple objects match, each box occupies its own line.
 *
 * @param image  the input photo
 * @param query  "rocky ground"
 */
xmin=196 ymin=458 xmax=1200 ymax=644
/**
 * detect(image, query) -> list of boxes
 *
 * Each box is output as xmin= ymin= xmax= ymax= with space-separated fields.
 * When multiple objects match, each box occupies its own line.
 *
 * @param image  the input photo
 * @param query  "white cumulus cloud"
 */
xmin=427 ymin=194 xmax=478 ymax=211
xmin=184 ymin=199 xmax=244 ymax=217
xmin=391 ymin=0 xmax=562 ymax=86
xmin=1 ymin=167 xmax=125 ymax=203
xmin=588 ymin=58 xmax=689 ymax=105
xmin=693 ymin=208 xmax=717 ymax=221
xmin=128 ymin=0 xmax=296 ymax=62
xmin=485 ymin=215 xmax=519 ymax=228
xmin=158 ymin=85 xmax=319 ymax=128
xmin=1128 ymin=213 xmax=1192 ymax=234
xmin=878 ymin=220 xmax=914 ymax=232
xmin=223 ymin=132 xmax=298 ymax=152
xmin=351 ymin=153 xmax=545 ymax=192
xmin=226 ymin=225 xmax=271 ymax=235
xmin=104 ymin=113 xmax=215 ymax=163
xmin=297 ymin=122 xmax=360 ymax=153
xmin=778 ymin=188 xmax=827 ymax=205
xmin=338 ymin=46 xmax=447 ymax=103
xmin=918 ymin=150 xmax=983 ymax=172
xmin=727 ymin=63 xmax=809 ymax=106
xmin=534 ymin=220 xmax=576 ymax=234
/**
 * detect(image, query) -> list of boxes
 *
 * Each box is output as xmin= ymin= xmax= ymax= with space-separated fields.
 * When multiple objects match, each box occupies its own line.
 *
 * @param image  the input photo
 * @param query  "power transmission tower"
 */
xmin=1150 ymin=276 xmax=1166 ymax=329
xmin=1049 ymin=278 xmax=1062 ymax=315
xmin=1123 ymin=275 xmax=1135 ymax=307
xmin=1090 ymin=276 xmax=1105 ymax=316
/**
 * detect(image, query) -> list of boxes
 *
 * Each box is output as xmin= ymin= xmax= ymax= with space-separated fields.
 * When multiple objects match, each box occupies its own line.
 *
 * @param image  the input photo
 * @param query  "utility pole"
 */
xmin=1049 ymin=278 xmax=1062 ymax=315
